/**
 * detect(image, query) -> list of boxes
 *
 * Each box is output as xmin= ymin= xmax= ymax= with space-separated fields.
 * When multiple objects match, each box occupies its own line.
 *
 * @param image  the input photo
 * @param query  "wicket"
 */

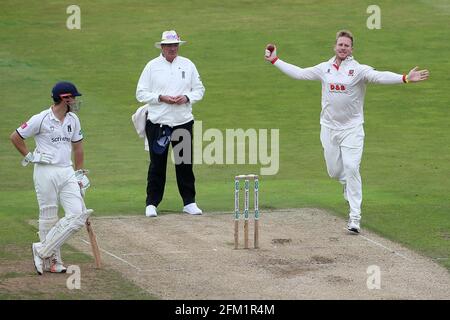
xmin=234 ymin=174 xmax=259 ymax=249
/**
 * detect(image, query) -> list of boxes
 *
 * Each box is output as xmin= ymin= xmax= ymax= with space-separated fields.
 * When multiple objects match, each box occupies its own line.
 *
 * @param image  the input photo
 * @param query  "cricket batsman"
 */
xmin=264 ymin=30 xmax=429 ymax=233
xmin=10 ymin=81 xmax=91 ymax=274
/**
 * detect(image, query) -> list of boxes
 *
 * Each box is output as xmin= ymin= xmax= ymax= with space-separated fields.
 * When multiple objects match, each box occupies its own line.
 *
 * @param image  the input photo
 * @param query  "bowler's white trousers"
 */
xmin=33 ymin=164 xmax=89 ymax=258
xmin=320 ymin=124 xmax=364 ymax=221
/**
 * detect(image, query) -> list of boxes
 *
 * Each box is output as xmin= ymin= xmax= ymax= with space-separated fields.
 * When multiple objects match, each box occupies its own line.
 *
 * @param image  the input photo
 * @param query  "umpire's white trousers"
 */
xmin=320 ymin=124 xmax=364 ymax=221
xmin=33 ymin=164 xmax=87 ymax=258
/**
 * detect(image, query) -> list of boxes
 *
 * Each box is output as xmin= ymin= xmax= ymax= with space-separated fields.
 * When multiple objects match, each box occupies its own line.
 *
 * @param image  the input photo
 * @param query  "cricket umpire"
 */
xmin=136 ymin=30 xmax=205 ymax=217
xmin=265 ymin=30 xmax=429 ymax=233
xmin=10 ymin=81 xmax=91 ymax=274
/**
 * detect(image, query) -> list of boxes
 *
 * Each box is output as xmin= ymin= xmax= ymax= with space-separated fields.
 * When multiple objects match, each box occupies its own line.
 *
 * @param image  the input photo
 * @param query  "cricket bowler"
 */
xmin=264 ymin=30 xmax=429 ymax=233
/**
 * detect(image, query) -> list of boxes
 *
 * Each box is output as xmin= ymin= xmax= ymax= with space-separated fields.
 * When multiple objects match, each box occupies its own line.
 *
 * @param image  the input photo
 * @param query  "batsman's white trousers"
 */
xmin=320 ymin=124 xmax=364 ymax=221
xmin=33 ymin=164 xmax=88 ymax=258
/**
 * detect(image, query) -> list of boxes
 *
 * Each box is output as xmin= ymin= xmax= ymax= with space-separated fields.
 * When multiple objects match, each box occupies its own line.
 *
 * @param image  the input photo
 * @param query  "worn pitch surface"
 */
xmin=69 ymin=209 xmax=450 ymax=299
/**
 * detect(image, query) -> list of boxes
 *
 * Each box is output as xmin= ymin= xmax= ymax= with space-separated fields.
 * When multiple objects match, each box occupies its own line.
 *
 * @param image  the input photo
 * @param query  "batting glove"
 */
xmin=21 ymin=152 xmax=53 ymax=166
xmin=264 ymin=44 xmax=278 ymax=63
xmin=75 ymin=169 xmax=91 ymax=197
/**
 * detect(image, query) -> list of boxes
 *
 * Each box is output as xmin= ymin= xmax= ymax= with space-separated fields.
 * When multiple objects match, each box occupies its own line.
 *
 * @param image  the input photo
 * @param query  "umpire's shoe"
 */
xmin=183 ymin=203 xmax=202 ymax=215
xmin=145 ymin=205 xmax=157 ymax=217
xmin=32 ymin=243 xmax=44 ymax=275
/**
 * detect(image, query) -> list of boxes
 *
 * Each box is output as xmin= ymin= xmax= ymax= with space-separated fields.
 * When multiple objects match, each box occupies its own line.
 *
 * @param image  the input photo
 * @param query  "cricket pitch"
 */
xmin=68 ymin=208 xmax=450 ymax=299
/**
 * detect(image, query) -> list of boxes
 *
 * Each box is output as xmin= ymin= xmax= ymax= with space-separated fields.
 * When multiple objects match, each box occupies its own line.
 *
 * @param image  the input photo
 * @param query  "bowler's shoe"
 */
xmin=347 ymin=219 xmax=360 ymax=234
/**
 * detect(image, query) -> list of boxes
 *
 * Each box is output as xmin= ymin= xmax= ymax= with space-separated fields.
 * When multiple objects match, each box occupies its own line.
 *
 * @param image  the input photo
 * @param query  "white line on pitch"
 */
xmin=138 ymin=268 xmax=185 ymax=273
xmin=122 ymin=249 xmax=220 ymax=256
xmin=81 ymin=239 xmax=141 ymax=270
xmin=344 ymin=230 xmax=413 ymax=262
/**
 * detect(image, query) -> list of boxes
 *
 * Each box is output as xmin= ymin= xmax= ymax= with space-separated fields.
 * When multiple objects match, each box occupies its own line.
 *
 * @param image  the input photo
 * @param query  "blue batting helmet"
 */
xmin=51 ymin=81 xmax=82 ymax=102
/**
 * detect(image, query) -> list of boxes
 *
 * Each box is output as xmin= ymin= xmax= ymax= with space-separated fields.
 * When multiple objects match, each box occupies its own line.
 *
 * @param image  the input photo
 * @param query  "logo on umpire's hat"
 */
xmin=154 ymin=30 xmax=187 ymax=49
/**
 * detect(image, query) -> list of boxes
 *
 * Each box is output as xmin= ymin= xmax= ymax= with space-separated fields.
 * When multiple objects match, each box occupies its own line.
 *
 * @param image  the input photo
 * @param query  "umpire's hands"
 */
xmin=159 ymin=95 xmax=188 ymax=105
xmin=264 ymin=44 xmax=278 ymax=63
xmin=173 ymin=95 xmax=188 ymax=105
xmin=159 ymin=95 xmax=176 ymax=104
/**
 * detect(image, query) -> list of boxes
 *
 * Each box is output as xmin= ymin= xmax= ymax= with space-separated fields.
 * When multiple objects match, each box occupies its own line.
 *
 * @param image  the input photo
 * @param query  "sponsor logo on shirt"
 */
xmin=20 ymin=122 xmax=28 ymax=129
xmin=348 ymin=69 xmax=354 ymax=76
xmin=329 ymin=83 xmax=347 ymax=93
xmin=51 ymin=136 xmax=71 ymax=143
xmin=67 ymin=124 xmax=72 ymax=133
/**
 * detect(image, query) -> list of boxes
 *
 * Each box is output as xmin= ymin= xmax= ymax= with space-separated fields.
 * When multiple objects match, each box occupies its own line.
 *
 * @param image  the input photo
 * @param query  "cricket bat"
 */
xmin=85 ymin=215 xmax=102 ymax=268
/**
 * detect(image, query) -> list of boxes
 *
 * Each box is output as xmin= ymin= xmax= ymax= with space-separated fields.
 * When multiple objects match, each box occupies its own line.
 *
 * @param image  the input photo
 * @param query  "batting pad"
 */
xmin=38 ymin=209 xmax=91 ymax=258
xmin=38 ymin=205 xmax=58 ymax=241
xmin=39 ymin=205 xmax=66 ymax=267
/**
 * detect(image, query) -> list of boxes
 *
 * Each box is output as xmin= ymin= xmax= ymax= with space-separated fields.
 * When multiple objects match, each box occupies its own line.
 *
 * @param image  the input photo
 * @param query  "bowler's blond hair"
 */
xmin=336 ymin=30 xmax=354 ymax=47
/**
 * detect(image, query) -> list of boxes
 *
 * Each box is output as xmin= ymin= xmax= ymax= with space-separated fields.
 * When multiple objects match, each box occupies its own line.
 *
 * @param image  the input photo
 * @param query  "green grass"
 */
xmin=1 ymin=0 xmax=449 ymax=298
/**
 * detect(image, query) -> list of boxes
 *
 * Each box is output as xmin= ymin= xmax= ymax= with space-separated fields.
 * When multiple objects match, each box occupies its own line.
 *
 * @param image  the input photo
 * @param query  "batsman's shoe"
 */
xmin=347 ymin=219 xmax=361 ymax=234
xmin=183 ymin=203 xmax=202 ymax=215
xmin=32 ymin=243 xmax=44 ymax=275
xmin=44 ymin=255 xmax=67 ymax=273
xmin=145 ymin=205 xmax=157 ymax=217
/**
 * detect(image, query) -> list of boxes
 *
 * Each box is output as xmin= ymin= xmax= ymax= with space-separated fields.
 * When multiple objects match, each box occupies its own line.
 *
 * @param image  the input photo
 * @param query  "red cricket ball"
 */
xmin=267 ymin=44 xmax=275 ymax=52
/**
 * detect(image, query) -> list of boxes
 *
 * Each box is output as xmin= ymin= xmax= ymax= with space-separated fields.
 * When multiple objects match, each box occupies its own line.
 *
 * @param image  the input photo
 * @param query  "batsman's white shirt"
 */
xmin=136 ymin=54 xmax=205 ymax=127
xmin=16 ymin=108 xmax=83 ymax=167
xmin=274 ymin=56 xmax=404 ymax=130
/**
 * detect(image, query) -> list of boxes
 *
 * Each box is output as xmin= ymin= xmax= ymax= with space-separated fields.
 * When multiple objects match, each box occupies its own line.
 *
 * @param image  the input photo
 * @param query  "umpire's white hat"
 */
xmin=155 ymin=30 xmax=186 ymax=49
